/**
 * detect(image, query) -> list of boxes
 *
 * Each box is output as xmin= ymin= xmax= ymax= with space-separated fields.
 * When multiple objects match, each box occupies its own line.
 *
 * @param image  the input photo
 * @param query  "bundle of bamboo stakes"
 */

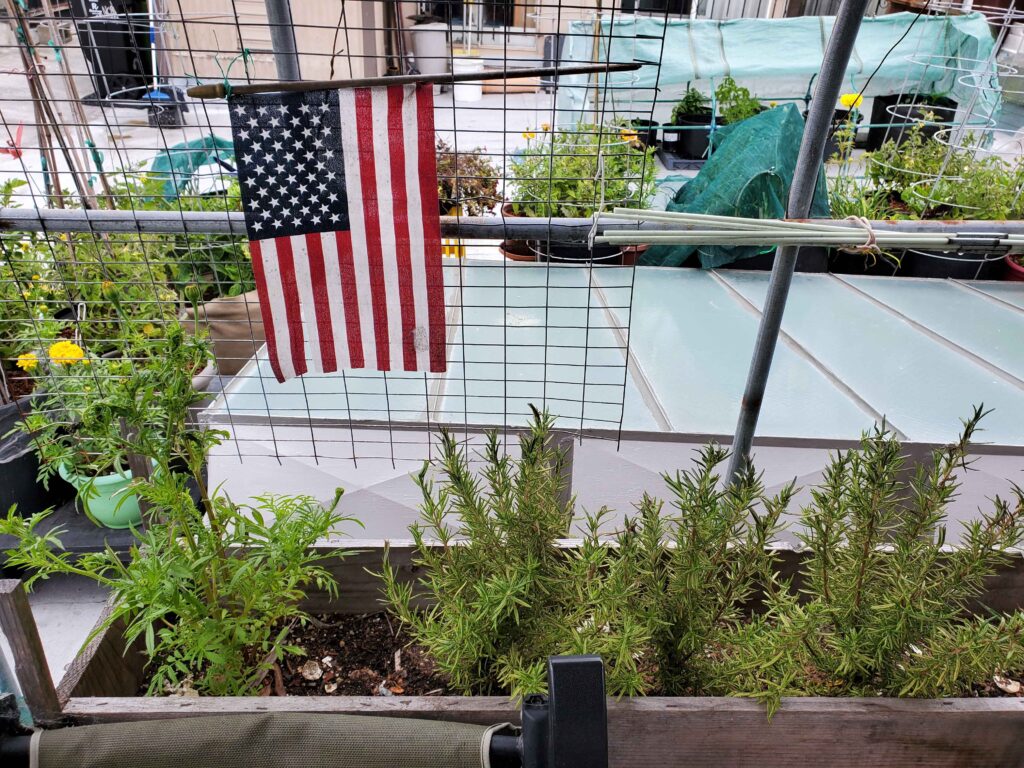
xmin=596 ymin=209 xmax=1024 ymax=251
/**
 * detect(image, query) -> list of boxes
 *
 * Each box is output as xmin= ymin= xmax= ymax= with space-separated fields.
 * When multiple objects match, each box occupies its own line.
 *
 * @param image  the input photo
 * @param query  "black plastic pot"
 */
xmin=896 ymin=248 xmax=1008 ymax=280
xmin=631 ymin=118 xmax=660 ymax=148
xmin=0 ymin=396 xmax=73 ymax=517
xmin=531 ymin=240 xmax=626 ymax=264
xmin=672 ymin=110 xmax=713 ymax=160
xmin=726 ymin=246 xmax=829 ymax=273
xmin=866 ymin=94 xmax=957 ymax=150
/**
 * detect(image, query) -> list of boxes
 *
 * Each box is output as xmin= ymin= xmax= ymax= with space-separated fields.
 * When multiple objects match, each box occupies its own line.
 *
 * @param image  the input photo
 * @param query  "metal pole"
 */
xmin=723 ymin=0 xmax=872 ymax=482
xmin=264 ymin=0 xmax=301 ymax=82
xmin=2 ymin=208 xmax=1022 ymax=239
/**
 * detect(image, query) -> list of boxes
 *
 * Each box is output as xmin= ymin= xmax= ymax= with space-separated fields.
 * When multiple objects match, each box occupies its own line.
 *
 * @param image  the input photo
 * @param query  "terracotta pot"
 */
xmin=500 ymin=202 xmax=534 ymax=261
xmin=1006 ymin=253 xmax=1024 ymax=282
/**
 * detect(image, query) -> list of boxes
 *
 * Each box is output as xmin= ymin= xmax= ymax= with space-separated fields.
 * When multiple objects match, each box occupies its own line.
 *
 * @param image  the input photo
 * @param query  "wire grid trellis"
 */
xmin=0 ymin=0 xmax=679 ymax=467
xmin=0 ymin=0 xmax=1019 ymax=469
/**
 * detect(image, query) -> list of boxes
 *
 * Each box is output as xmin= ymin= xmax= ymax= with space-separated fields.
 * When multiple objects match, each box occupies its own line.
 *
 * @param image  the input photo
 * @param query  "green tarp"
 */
xmin=148 ymin=134 xmax=235 ymax=196
xmin=639 ymin=103 xmax=830 ymax=269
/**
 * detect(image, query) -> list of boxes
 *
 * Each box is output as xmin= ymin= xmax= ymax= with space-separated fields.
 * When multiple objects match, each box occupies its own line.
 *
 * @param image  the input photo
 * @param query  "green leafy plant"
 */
xmin=508 ymin=125 xmax=657 ymax=217
xmin=14 ymin=327 xmax=205 ymax=488
xmin=386 ymin=406 xmax=1024 ymax=713
xmin=436 ymin=138 xmax=501 ymax=217
xmin=382 ymin=409 xmax=791 ymax=698
xmin=704 ymin=406 xmax=1024 ymax=715
xmin=671 ymin=87 xmax=711 ymax=124
xmin=714 ymin=76 xmax=762 ymax=125
xmin=1 ymin=323 xmax=354 ymax=695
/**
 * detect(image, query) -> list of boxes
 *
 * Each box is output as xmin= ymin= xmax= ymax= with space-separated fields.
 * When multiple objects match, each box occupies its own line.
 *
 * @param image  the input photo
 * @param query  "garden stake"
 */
xmin=724 ymin=0 xmax=874 ymax=483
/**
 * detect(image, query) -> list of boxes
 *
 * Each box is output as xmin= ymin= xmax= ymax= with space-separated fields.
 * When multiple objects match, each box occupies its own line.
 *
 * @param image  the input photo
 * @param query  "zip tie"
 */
xmin=843 ymin=215 xmax=882 ymax=256
xmin=216 ymin=48 xmax=253 ymax=101
xmin=85 ymin=139 xmax=104 ymax=172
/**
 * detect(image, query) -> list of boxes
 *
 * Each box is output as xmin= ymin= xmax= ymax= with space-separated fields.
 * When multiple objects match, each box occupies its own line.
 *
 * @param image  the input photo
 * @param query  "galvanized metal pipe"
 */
xmin=724 ymin=0 xmax=873 ymax=482
xmin=2 ymin=208 xmax=1023 ymax=240
xmin=264 ymin=0 xmax=301 ymax=82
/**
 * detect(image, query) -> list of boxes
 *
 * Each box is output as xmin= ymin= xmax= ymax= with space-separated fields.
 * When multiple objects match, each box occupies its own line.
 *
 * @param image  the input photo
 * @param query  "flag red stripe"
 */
xmin=249 ymin=239 xmax=285 ymax=382
xmin=415 ymin=84 xmax=446 ymax=372
xmin=274 ymin=235 xmax=307 ymax=377
xmin=335 ymin=230 xmax=364 ymax=368
xmin=387 ymin=86 xmax=418 ymax=370
xmin=305 ymin=232 xmax=336 ymax=372
xmin=354 ymin=87 xmax=390 ymax=371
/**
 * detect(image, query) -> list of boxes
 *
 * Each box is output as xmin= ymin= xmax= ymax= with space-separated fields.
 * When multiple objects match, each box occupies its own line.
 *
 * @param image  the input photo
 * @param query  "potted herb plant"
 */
xmin=508 ymin=125 xmax=657 ymax=263
xmin=15 ymin=325 xmax=212 ymax=529
xmin=866 ymin=92 xmax=957 ymax=150
xmin=665 ymin=87 xmax=713 ymax=160
xmin=0 ymin=235 xmax=76 ymax=518
xmin=844 ymin=123 xmax=1022 ymax=278
xmin=714 ymin=76 xmax=764 ymax=126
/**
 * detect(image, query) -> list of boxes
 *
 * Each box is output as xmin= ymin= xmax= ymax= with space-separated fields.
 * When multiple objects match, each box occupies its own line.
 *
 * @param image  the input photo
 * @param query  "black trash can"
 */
xmin=70 ymin=0 xmax=152 ymax=102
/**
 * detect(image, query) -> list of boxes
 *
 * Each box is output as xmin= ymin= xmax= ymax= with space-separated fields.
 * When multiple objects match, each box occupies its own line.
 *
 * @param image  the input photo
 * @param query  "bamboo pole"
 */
xmin=186 ymin=62 xmax=642 ymax=99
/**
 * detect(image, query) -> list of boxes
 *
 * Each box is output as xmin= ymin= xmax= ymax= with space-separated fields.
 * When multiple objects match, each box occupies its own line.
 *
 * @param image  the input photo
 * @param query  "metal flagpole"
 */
xmin=723 ymin=0 xmax=874 ymax=483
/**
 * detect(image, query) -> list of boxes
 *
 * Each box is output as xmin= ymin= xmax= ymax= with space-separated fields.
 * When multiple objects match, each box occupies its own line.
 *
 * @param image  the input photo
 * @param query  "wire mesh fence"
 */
xmin=0 ymin=0 xmax=1020 ymax=470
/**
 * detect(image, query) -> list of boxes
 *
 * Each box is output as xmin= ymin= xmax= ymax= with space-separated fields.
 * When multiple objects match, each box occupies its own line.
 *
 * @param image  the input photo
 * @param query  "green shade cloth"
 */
xmin=639 ymin=103 xmax=830 ymax=269
xmin=557 ymin=12 xmax=999 ymax=125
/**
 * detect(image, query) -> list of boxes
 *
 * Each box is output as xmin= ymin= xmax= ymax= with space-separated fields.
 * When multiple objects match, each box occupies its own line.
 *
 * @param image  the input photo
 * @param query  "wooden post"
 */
xmin=0 ymin=581 xmax=62 ymax=724
xmin=118 ymin=418 xmax=152 ymax=518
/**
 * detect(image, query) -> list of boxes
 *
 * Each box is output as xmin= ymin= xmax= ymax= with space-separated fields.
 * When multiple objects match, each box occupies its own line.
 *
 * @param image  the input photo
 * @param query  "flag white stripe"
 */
xmin=336 ymin=89 xmax=377 ymax=370
xmin=320 ymin=230 xmax=353 ymax=369
xmin=290 ymin=235 xmax=322 ymax=374
xmin=370 ymin=87 xmax=405 ymax=370
xmin=401 ymin=84 xmax=432 ymax=372
xmin=257 ymin=238 xmax=296 ymax=381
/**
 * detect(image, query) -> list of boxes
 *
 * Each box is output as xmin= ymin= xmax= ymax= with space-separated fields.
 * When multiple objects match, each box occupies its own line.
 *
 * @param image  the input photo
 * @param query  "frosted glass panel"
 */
xmin=718 ymin=271 xmax=1024 ymax=444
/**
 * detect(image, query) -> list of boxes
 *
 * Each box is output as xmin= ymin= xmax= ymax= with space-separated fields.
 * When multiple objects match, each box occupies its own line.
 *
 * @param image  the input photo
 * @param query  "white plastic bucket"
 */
xmin=453 ymin=57 xmax=484 ymax=103
xmin=410 ymin=23 xmax=449 ymax=77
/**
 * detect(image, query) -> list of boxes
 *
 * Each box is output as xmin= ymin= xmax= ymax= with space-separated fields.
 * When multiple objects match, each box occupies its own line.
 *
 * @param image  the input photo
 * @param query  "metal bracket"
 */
xmin=491 ymin=655 xmax=608 ymax=768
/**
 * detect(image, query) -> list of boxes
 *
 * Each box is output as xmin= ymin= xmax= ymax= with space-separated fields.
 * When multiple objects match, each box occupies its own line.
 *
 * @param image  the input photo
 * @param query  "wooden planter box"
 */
xmin=25 ymin=543 xmax=1024 ymax=767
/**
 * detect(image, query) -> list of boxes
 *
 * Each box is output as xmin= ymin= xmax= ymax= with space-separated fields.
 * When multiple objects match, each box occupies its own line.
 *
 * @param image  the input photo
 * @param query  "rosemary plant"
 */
xmin=382 ymin=409 xmax=791 ymax=698
xmin=707 ymin=406 xmax=1024 ymax=715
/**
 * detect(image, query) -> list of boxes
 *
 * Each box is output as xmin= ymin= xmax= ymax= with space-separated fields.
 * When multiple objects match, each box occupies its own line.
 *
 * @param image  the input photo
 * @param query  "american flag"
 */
xmin=229 ymin=84 xmax=446 ymax=383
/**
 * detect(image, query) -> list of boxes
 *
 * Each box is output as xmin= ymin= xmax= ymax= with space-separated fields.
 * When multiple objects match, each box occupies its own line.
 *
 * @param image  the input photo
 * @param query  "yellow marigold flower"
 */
xmin=101 ymin=280 xmax=114 ymax=292
xmin=31 ymin=274 xmax=40 ymax=280
xmin=142 ymin=323 xmax=156 ymax=337
xmin=840 ymin=92 xmax=863 ymax=110
xmin=21 ymin=290 xmax=30 ymax=299
xmin=15 ymin=352 xmax=38 ymax=372
xmin=541 ymin=122 xmax=551 ymax=131
xmin=522 ymin=130 xmax=536 ymax=140
xmin=619 ymin=129 xmax=639 ymax=142
xmin=48 ymin=340 xmax=85 ymax=366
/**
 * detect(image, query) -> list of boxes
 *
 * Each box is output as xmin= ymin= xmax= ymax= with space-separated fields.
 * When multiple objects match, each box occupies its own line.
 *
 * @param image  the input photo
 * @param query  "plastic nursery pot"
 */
xmin=1006 ymin=253 xmax=1024 ymax=282
xmin=897 ymin=248 xmax=1008 ymax=281
xmin=58 ymin=463 xmax=143 ymax=529
xmin=630 ymin=118 xmax=660 ymax=148
xmin=0 ymin=397 xmax=74 ymax=516
xmin=865 ymin=94 xmax=957 ymax=150
xmin=672 ymin=111 xmax=713 ymax=160
xmin=726 ymin=246 xmax=830 ymax=273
